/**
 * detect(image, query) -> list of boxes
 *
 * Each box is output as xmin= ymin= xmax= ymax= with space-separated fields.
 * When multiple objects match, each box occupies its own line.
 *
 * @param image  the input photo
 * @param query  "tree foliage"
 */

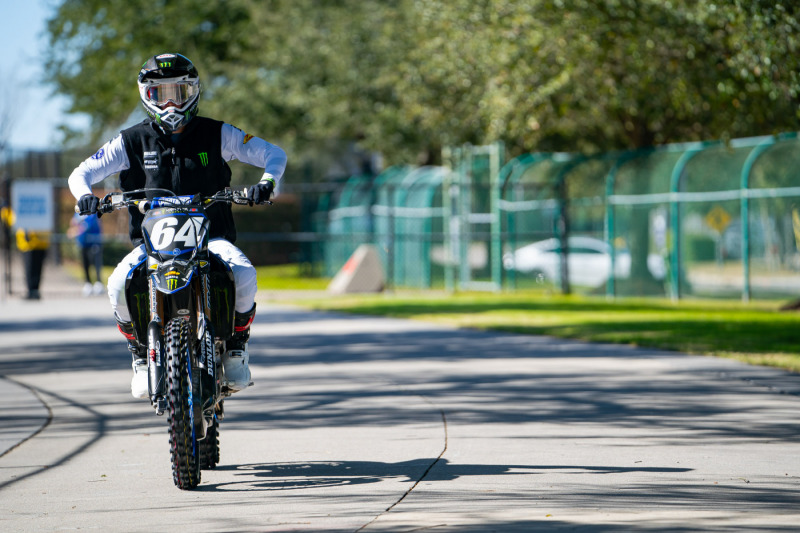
xmin=44 ymin=0 xmax=800 ymax=166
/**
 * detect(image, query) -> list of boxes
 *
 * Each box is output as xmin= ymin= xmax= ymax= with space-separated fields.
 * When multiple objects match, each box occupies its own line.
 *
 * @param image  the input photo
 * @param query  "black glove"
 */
xmin=78 ymin=194 xmax=100 ymax=215
xmin=247 ymin=179 xmax=275 ymax=205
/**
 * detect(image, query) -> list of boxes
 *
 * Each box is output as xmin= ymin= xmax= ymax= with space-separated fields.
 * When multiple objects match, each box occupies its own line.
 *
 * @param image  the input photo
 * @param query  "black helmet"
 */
xmin=137 ymin=53 xmax=200 ymax=132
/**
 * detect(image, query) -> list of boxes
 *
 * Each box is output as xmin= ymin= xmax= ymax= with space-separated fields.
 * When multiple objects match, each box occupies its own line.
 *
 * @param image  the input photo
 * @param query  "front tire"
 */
xmin=166 ymin=318 xmax=201 ymax=490
xmin=199 ymin=416 xmax=220 ymax=470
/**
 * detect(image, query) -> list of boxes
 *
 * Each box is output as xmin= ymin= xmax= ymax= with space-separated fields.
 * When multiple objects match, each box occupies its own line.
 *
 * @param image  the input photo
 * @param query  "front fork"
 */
xmin=198 ymin=273 xmax=222 ymax=429
xmin=147 ymin=277 xmax=168 ymax=415
xmin=147 ymin=321 xmax=168 ymax=415
xmin=145 ymin=272 xmax=220 ymax=421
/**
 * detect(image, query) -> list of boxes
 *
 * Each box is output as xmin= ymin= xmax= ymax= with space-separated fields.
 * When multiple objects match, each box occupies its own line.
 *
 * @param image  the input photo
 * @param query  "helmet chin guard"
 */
xmin=154 ymin=107 xmax=194 ymax=132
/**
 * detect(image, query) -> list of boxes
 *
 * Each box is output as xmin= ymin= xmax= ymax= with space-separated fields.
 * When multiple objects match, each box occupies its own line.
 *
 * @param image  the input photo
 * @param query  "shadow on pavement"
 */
xmin=200 ymin=458 xmax=692 ymax=492
xmin=194 ymin=458 xmax=800 ymax=527
xmin=5 ymin=303 xmax=800 ymax=526
xmin=4 ymin=319 xmax=800 ymax=444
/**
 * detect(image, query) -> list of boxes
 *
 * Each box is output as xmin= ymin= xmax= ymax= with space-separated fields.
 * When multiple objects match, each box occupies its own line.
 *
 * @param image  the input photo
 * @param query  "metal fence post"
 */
xmin=669 ymin=149 xmax=700 ymax=301
xmin=739 ymin=135 xmax=789 ymax=302
xmin=490 ymin=142 xmax=504 ymax=291
xmin=387 ymin=184 xmax=395 ymax=291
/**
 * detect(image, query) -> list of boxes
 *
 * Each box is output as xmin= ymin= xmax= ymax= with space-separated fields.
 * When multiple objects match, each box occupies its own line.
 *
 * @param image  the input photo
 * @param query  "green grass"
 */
xmin=289 ymin=291 xmax=800 ymax=373
xmin=61 ymin=261 xmax=114 ymax=284
xmin=255 ymin=264 xmax=330 ymax=291
xmin=62 ymin=261 xmax=330 ymax=291
xmin=63 ymin=260 xmax=800 ymax=373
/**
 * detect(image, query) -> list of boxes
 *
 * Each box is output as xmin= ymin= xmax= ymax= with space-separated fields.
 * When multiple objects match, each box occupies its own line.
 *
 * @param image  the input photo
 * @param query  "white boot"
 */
xmin=222 ymin=347 xmax=251 ymax=392
xmin=223 ymin=304 xmax=255 ymax=392
xmin=131 ymin=359 xmax=149 ymax=399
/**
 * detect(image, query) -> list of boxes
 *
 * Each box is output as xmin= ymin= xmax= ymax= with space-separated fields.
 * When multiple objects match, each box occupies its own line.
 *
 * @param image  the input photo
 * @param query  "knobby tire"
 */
xmin=199 ymin=416 xmax=220 ymax=470
xmin=166 ymin=318 xmax=201 ymax=490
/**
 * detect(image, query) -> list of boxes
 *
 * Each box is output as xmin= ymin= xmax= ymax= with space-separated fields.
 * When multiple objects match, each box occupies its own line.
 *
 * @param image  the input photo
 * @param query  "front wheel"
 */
xmin=166 ymin=318 xmax=201 ymax=490
xmin=199 ymin=415 xmax=220 ymax=470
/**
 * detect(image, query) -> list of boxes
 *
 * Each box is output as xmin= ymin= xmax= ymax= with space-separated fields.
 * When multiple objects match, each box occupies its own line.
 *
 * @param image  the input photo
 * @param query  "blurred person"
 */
xmin=0 ymin=200 xmax=11 ymax=249
xmin=67 ymin=53 xmax=287 ymax=399
xmin=68 ymin=212 xmax=104 ymax=296
xmin=2 ymin=205 xmax=50 ymax=300
xmin=13 ymin=213 xmax=50 ymax=300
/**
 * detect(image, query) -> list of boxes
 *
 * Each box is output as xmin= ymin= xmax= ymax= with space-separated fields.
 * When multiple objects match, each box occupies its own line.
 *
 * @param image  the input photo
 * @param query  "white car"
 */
xmin=503 ymin=236 xmax=665 ymax=288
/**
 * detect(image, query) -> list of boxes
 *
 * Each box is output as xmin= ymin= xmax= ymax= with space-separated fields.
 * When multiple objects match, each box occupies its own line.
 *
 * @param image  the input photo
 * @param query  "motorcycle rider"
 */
xmin=68 ymin=53 xmax=287 ymax=399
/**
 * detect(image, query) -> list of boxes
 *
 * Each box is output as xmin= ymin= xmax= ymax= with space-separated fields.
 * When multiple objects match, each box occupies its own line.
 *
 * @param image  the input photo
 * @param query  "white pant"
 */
xmin=108 ymin=239 xmax=257 ymax=322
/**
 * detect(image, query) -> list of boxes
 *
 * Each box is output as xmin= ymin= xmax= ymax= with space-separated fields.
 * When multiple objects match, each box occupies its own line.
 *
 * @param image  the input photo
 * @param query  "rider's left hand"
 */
xmin=248 ymin=178 xmax=275 ymax=204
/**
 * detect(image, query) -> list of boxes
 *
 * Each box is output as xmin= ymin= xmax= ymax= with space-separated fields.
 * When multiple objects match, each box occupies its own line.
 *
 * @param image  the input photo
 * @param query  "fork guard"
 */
xmin=147 ymin=320 xmax=167 ymax=402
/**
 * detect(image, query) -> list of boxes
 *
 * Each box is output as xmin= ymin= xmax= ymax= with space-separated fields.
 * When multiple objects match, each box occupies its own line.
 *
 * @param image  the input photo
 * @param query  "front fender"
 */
xmin=152 ymin=262 xmax=195 ymax=294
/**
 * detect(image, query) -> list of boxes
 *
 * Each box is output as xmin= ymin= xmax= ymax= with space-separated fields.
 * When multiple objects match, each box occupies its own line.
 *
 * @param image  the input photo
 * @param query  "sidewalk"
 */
xmin=0 ymin=252 xmax=87 ymax=460
xmin=0 ymin=377 xmax=50 ymax=457
xmin=0 ymin=250 xmax=96 ymax=302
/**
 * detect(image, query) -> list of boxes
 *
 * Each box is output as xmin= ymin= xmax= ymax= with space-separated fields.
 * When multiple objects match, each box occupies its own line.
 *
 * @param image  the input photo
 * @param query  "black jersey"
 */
xmin=119 ymin=117 xmax=236 ymax=245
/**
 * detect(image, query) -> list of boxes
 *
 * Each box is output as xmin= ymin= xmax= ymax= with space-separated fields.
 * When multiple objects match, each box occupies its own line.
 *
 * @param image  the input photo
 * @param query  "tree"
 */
xmin=44 ymin=0 xmax=253 ymax=142
xmin=44 ymin=0 xmax=800 ymax=164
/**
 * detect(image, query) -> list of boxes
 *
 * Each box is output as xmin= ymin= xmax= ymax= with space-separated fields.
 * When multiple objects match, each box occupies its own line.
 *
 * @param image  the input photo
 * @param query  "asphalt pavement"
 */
xmin=1 ymin=261 xmax=800 ymax=532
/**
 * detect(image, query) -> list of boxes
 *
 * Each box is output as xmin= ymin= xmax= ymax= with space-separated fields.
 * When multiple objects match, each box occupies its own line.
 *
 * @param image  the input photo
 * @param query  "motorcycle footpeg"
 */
xmin=153 ymin=397 xmax=168 ymax=416
xmin=221 ymin=380 xmax=254 ymax=396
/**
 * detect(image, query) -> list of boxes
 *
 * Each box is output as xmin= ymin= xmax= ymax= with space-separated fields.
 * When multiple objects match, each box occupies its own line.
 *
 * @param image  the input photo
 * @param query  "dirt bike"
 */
xmin=92 ymin=187 xmax=255 ymax=490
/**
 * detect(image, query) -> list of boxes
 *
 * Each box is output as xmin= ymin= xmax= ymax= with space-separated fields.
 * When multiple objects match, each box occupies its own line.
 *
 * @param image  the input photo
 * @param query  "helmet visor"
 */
xmin=144 ymin=82 xmax=199 ymax=106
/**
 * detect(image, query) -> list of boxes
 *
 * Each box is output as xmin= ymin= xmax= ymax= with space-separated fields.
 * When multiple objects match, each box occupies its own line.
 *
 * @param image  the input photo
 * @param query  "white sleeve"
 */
xmin=220 ymin=123 xmax=287 ymax=183
xmin=68 ymin=134 xmax=130 ymax=199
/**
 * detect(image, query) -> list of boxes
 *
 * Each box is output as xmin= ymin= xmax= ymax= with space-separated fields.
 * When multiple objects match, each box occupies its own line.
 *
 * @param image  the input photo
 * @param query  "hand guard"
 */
xmin=247 ymin=179 xmax=275 ymax=205
xmin=78 ymin=194 xmax=100 ymax=215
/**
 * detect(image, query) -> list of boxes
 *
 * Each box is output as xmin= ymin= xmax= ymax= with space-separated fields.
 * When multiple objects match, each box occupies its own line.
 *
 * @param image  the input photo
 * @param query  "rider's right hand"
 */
xmin=78 ymin=194 xmax=100 ymax=215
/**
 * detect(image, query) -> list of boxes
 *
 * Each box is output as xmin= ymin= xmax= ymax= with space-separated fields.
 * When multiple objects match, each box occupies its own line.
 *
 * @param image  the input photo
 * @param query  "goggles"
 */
xmin=144 ymin=82 xmax=199 ymax=106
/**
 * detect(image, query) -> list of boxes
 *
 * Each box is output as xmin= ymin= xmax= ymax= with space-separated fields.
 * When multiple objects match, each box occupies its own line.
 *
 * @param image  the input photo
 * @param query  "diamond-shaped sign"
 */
xmin=705 ymin=206 xmax=731 ymax=234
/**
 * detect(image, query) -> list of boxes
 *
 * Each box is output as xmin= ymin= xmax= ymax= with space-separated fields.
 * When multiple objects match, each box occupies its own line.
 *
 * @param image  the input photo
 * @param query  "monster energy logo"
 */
xmin=133 ymin=292 xmax=149 ymax=327
xmin=198 ymin=152 xmax=209 ymax=167
xmin=167 ymin=278 xmax=179 ymax=291
xmin=159 ymin=61 xmax=172 ymax=68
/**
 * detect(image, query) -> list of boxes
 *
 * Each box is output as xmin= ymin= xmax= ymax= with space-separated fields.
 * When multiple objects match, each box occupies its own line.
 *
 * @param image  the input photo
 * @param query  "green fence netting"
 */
xmin=324 ymin=165 xmax=446 ymax=288
xmin=321 ymin=133 xmax=800 ymax=300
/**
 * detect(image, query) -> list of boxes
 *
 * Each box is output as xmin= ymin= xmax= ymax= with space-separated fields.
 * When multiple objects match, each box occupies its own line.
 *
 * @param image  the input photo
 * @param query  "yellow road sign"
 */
xmin=705 ymin=206 xmax=731 ymax=234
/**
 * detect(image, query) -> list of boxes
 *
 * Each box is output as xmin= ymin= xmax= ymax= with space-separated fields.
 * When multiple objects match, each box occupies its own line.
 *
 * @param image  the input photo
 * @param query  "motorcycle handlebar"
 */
xmin=74 ymin=187 xmax=267 ymax=216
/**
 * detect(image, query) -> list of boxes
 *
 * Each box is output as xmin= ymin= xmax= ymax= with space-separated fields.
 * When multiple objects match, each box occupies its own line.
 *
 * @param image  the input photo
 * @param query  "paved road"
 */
xmin=1 ymin=293 xmax=800 ymax=532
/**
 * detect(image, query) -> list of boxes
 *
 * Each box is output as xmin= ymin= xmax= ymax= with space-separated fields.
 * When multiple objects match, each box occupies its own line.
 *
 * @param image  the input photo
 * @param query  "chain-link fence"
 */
xmin=4 ymin=132 xmax=800 ymax=300
xmin=321 ymin=133 xmax=800 ymax=301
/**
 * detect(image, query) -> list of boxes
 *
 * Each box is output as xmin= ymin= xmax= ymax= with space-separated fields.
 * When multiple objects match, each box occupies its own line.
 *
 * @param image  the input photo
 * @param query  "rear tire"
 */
xmin=166 ymin=318 xmax=201 ymax=490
